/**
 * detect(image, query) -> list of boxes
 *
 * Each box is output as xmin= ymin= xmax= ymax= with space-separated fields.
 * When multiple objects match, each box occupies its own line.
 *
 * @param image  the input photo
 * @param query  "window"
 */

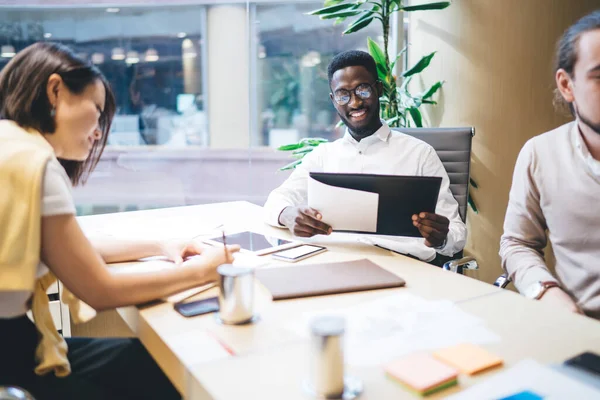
xmin=1 ymin=6 xmax=207 ymax=147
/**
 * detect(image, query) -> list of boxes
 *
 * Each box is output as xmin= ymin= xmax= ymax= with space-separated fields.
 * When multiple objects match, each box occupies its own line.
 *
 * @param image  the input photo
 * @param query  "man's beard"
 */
xmin=576 ymin=107 xmax=600 ymax=135
xmin=338 ymin=109 xmax=382 ymax=139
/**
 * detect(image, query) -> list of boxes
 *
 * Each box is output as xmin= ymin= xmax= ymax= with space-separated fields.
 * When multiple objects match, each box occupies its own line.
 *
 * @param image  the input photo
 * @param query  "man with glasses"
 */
xmin=264 ymin=50 xmax=466 ymax=263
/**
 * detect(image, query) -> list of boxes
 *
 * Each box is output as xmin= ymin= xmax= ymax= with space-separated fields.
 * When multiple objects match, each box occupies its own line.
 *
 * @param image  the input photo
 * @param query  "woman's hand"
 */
xmin=183 ymin=245 xmax=241 ymax=282
xmin=159 ymin=239 xmax=208 ymax=264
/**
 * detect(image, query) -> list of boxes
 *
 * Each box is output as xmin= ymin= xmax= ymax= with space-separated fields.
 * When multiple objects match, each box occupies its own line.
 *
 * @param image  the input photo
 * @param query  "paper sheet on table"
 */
xmin=358 ymin=236 xmax=436 ymax=262
xmin=447 ymin=359 xmax=600 ymax=400
xmin=287 ymin=293 xmax=500 ymax=367
xmin=308 ymin=177 xmax=378 ymax=233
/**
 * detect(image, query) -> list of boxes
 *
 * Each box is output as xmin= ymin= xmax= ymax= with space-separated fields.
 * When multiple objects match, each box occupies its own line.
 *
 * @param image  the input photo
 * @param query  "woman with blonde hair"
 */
xmin=0 ymin=42 xmax=239 ymax=399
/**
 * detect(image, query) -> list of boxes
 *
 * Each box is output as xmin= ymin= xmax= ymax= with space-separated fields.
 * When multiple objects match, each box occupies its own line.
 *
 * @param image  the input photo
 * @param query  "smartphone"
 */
xmin=564 ymin=352 xmax=600 ymax=376
xmin=271 ymin=244 xmax=327 ymax=263
xmin=174 ymin=296 xmax=219 ymax=318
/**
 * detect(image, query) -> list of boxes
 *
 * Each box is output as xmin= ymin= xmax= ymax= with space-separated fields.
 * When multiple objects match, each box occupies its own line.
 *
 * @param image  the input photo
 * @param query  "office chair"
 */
xmin=395 ymin=127 xmax=478 ymax=274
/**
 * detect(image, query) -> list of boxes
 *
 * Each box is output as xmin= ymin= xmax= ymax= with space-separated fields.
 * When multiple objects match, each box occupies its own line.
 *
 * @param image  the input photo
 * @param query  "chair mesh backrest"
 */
xmin=393 ymin=127 xmax=474 ymax=223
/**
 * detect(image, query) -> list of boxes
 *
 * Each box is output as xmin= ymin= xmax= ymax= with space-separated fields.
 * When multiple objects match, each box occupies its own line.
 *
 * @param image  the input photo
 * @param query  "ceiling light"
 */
xmin=44 ymin=33 xmax=52 ymax=39
xmin=106 ymin=7 xmax=120 ymax=13
xmin=125 ymin=50 xmax=139 ymax=64
xmin=111 ymin=47 xmax=125 ymax=60
xmin=144 ymin=48 xmax=159 ymax=62
xmin=258 ymin=45 xmax=266 ymax=59
xmin=1 ymin=45 xmax=16 ymax=58
xmin=177 ymin=32 xmax=187 ymax=38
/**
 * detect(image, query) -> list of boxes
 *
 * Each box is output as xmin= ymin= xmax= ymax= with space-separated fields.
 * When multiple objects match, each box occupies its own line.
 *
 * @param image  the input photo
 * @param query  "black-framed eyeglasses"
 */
xmin=332 ymin=81 xmax=379 ymax=106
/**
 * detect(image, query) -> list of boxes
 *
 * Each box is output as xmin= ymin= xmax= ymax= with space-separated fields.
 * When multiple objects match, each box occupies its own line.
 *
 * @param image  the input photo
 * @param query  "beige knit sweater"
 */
xmin=500 ymin=122 xmax=600 ymax=319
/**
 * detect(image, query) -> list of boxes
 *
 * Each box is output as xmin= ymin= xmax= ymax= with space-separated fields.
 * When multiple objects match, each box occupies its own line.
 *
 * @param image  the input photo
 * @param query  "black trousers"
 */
xmin=0 ymin=315 xmax=180 ymax=400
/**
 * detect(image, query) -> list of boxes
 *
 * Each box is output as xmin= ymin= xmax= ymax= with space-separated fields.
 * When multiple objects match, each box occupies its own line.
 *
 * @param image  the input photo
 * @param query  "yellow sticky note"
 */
xmin=433 ymin=343 xmax=503 ymax=375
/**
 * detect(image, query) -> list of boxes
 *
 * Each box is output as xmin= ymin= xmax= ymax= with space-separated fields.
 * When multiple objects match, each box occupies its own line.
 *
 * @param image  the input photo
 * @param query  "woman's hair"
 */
xmin=0 ymin=42 xmax=116 ymax=185
xmin=553 ymin=10 xmax=600 ymax=116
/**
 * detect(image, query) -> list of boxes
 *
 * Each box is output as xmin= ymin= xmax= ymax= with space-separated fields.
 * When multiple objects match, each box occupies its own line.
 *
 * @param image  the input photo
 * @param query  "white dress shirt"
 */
xmin=264 ymin=122 xmax=467 ymax=257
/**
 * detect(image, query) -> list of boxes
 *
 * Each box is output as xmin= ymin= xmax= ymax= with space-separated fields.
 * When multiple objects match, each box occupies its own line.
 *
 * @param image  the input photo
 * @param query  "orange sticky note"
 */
xmin=433 ymin=343 xmax=503 ymax=375
xmin=385 ymin=353 xmax=458 ymax=396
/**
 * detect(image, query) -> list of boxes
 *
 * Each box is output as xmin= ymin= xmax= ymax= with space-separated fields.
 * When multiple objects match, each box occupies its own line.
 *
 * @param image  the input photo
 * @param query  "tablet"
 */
xmin=204 ymin=231 xmax=298 ymax=256
xmin=271 ymin=245 xmax=327 ymax=263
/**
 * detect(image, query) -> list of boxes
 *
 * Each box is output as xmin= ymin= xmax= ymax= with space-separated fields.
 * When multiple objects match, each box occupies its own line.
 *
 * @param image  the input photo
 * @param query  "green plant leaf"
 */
xmin=292 ymin=147 xmax=314 ymax=156
xmin=468 ymin=196 xmax=479 ymax=213
xmin=308 ymin=2 xmax=356 ymax=16
xmin=390 ymin=45 xmax=408 ymax=71
xmin=422 ymin=80 xmax=444 ymax=99
xmin=367 ymin=37 xmax=388 ymax=79
xmin=469 ymin=178 xmax=479 ymax=189
xmin=336 ymin=120 xmax=345 ymax=128
xmin=407 ymin=107 xmax=423 ymax=127
xmin=402 ymin=51 xmax=436 ymax=77
xmin=320 ymin=10 xmax=364 ymax=20
xmin=324 ymin=0 xmax=347 ymax=6
xmin=279 ymin=159 xmax=303 ymax=171
xmin=343 ymin=15 xmax=374 ymax=34
xmin=400 ymin=75 xmax=412 ymax=92
xmin=334 ymin=17 xmax=347 ymax=25
xmin=385 ymin=115 xmax=403 ymax=126
xmin=300 ymin=137 xmax=327 ymax=143
xmin=401 ymin=2 xmax=451 ymax=12
xmin=422 ymin=99 xmax=437 ymax=105
xmin=277 ymin=143 xmax=304 ymax=151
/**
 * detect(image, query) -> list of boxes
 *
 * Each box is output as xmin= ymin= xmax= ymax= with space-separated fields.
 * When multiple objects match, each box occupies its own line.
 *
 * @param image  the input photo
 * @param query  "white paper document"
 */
xmin=447 ymin=358 xmax=600 ymax=400
xmin=287 ymin=293 xmax=500 ymax=366
xmin=358 ymin=236 xmax=436 ymax=262
xmin=308 ymin=177 xmax=379 ymax=233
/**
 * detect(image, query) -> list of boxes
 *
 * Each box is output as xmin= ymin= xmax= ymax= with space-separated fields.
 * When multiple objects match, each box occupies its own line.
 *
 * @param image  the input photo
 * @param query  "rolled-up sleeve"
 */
xmin=500 ymin=140 xmax=557 ymax=291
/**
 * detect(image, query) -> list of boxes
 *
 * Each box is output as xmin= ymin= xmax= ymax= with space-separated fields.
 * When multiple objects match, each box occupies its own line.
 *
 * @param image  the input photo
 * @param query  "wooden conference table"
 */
xmin=77 ymin=201 xmax=600 ymax=399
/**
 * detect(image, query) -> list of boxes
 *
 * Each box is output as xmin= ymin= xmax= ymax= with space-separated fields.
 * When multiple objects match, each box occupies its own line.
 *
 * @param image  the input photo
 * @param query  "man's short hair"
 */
xmin=327 ymin=50 xmax=378 ymax=85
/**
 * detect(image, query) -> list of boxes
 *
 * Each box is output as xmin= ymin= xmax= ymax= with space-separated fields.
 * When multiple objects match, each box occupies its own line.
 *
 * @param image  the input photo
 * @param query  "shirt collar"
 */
xmin=571 ymin=122 xmax=600 ymax=178
xmin=343 ymin=121 xmax=391 ymax=146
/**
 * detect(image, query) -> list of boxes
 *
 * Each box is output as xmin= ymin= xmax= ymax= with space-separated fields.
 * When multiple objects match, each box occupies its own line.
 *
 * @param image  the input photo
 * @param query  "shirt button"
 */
xmin=358 ymin=151 xmax=362 ymax=155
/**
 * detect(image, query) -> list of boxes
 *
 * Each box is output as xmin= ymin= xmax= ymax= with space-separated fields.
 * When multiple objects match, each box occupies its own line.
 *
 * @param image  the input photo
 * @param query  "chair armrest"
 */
xmin=442 ymin=256 xmax=479 ymax=273
xmin=493 ymin=273 xmax=512 ymax=289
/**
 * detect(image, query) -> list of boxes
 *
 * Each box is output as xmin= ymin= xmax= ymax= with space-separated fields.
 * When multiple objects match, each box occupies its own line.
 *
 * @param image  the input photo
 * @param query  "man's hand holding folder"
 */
xmin=412 ymin=212 xmax=450 ymax=248
xmin=278 ymin=206 xmax=332 ymax=238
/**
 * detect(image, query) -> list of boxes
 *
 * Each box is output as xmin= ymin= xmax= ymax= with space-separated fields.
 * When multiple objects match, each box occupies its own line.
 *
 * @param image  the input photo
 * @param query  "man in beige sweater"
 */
xmin=500 ymin=10 xmax=600 ymax=319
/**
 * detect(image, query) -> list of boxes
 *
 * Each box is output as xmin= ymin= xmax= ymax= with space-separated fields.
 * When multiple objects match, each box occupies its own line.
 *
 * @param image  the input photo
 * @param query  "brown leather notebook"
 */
xmin=255 ymin=259 xmax=405 ymax=300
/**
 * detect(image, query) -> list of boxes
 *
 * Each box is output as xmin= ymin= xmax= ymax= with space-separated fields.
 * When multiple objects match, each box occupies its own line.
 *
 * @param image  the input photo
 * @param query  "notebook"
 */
xmin=385 ymin=353 xmax=459 ymax=396
xmin=254 ymin=259 xmax=405 ymax=300
xmin=433 ymin=343 xmax=504 ymax=375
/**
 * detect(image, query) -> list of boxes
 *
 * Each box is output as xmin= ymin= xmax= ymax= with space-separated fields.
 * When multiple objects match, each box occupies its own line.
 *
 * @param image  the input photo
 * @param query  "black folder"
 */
xmin=309 ymin=172 xmax=442 ymax=237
